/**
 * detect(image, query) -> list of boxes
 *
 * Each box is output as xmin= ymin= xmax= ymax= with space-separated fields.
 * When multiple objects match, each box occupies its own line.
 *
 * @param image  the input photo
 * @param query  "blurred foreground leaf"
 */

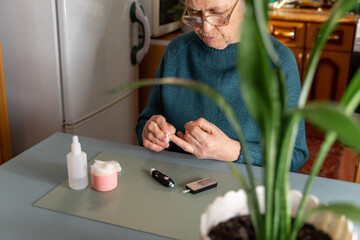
xmin=298 ymin=103 xmax=360 ymax=152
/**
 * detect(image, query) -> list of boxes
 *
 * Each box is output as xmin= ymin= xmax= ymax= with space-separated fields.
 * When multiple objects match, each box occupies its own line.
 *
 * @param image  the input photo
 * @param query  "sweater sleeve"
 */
xmin=135 ymin=52 xmax=167 ymax=146
xmin=135 ymin=85 xmax=164 ymax=146
xmin=236 ymin=37 xmax=309 ymax=172
xmin=280 ymin=43 xmax=309 ymax=172
xmin=274 ymin=37 xmax=309 ymax=172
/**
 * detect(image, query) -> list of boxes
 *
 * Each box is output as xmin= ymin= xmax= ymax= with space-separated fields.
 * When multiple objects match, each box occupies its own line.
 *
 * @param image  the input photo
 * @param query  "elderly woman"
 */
xmin=136 ymin=0 xmax=309 ymax=172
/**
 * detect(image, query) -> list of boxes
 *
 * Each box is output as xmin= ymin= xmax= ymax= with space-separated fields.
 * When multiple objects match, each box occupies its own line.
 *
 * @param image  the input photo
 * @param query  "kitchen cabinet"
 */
xmin=304 ymin=49 xmax=351 ymax=100
xmin=269 ymin=20 xmax=306 ymax=79
xmin=0 ymin=42 xmax=12 ymax=164
xmin=269 ymin=9 xmax=358 ymax=138
xmin=269 ymin=8 xmax=358 ymax=102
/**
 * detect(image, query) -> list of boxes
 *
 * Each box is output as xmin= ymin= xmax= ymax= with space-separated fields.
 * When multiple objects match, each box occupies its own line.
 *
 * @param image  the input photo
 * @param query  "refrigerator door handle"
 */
xmin=130 ymin=2 xmax=150 ymax=65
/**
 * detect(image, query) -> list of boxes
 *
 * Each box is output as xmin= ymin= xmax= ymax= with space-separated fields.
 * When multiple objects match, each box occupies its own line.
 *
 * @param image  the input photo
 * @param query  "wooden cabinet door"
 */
xmin=304 ymin=50 xmax=351 ymax=101
xmin=268 ymin=21 xmax=306 ymax=48
xmin=0 ymin=41 xmax=12 ymax=164
xmin=306 ymin=23 xmax=356 ymax=52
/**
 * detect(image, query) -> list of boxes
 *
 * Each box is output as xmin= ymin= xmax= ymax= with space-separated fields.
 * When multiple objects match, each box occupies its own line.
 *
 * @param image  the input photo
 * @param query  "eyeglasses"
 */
xmin=181 ymin=0 xmax=239 ymax=28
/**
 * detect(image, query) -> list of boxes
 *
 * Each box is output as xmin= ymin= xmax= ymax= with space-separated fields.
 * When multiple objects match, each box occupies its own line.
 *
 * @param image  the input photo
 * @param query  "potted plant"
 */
xmin=167 ymin=0 xmax=185 ymax=22
xmin=197 ymin=0 xmax=360 ymax=238
xmin=110 ymin=0 xmax=360 ymax=238
xmin=167 ymin=0 xmax=192 ymax=33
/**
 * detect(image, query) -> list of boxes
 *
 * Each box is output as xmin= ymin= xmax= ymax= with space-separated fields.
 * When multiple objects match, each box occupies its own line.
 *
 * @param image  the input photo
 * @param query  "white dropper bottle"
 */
xmin=67 ymin=135 xmax=88 ymax=190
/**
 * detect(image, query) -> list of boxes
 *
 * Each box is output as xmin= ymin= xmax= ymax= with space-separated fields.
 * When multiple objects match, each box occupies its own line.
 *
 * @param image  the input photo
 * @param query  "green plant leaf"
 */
xmin=228 ymin=164 xmax=251 ymax=192
xmin=290 ymin=132 xmax=338 ymax=240
xmin=306 ymin=203 xmax=360 ymax=223
xmin=292 ymin=68 xmax=360 ymax=239
xmin=340 ymin=67 xmax=360 ymax=114
xmin=167 ymin=1 xmax=185 ymax=21
xmin=228 ymin=164 xmax=263 ymax=240
xmin=298 ymin=103 xmax=360 ymax=152
xmin=274 ymin=114 xmax=302 ymax=239
xmin=238 ymin=3 xmax=275 ymax=239
xmin=240 ymin=1 xmax=291 ymax=239
xmin=167 ymin=5 xmax=183 ymax=14
xmin=238 ymin=1 xmax=273 ymax=129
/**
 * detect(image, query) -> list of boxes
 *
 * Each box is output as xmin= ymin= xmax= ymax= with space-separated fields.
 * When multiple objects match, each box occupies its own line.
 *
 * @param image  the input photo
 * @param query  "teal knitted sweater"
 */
xmin=136 ymin=31 xmax=309 ymax=172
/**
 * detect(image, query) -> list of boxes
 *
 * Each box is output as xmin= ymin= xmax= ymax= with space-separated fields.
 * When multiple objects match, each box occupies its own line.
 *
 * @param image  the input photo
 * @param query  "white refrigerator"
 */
xmin=0 ymin=0 xmax=150 ymax=156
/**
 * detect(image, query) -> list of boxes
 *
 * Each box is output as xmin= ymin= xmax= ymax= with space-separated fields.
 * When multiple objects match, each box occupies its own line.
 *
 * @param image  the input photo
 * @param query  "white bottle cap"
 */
xmin=71 ymin=135 xmax=81 ymax=156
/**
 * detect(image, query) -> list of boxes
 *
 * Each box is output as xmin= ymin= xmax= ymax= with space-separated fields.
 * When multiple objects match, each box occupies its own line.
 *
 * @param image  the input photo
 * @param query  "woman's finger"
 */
xmin=143 ymin=137 xmax=165 ymax=152
xmin=176 ymin=131 xmax=185 ymax=139
xmin=196 ymin=118 xmax=214 ymax=133
xmin=154 ymin=116 xmax=174 ymax=139
xmin=145 ymin=131 xmax=168 ymax=147
xmin=169 ymin=134 xmax=195 ymax=154
xmin=146 ymin=120 xmax=168 ymax=143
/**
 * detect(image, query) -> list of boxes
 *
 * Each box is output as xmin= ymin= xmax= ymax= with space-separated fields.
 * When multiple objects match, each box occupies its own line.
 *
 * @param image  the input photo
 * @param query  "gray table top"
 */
xmin=1 ymin=132 xmax=360 ymax=240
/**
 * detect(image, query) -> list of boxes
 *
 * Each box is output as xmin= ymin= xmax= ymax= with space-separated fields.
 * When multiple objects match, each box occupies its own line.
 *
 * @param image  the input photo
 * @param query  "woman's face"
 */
xmin=185 ymin=0 xmax=244 ymax=50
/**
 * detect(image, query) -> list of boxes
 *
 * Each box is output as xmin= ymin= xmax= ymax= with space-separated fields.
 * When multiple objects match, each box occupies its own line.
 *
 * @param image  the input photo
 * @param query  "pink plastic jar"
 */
xmin=90 ymin=160 xmax=119 ymax=192
xmin=91 ymin=171 xmax=117 ymax=192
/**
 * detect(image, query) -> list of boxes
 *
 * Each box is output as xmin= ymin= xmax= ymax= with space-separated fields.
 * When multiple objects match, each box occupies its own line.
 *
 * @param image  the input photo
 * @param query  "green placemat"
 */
xmin=34 ymin=152 xmax=247 ymax=239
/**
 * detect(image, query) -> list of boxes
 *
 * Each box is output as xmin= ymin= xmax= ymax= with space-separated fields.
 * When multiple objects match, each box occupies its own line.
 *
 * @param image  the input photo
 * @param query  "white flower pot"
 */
xmin=200 ymin=186 xmax=357 ymax=240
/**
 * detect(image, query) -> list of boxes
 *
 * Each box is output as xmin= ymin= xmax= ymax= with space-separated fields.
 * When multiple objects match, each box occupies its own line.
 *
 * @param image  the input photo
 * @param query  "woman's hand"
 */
xmin=142 ymin=115 xmax=176 ymax=152
xmin=169 ymin=118 xmax=241 ymax=161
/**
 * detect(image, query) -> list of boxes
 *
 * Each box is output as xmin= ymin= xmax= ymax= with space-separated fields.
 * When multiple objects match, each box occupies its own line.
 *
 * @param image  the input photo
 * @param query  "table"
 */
xmin=1 ymin=132 xmax=360 ymax=239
